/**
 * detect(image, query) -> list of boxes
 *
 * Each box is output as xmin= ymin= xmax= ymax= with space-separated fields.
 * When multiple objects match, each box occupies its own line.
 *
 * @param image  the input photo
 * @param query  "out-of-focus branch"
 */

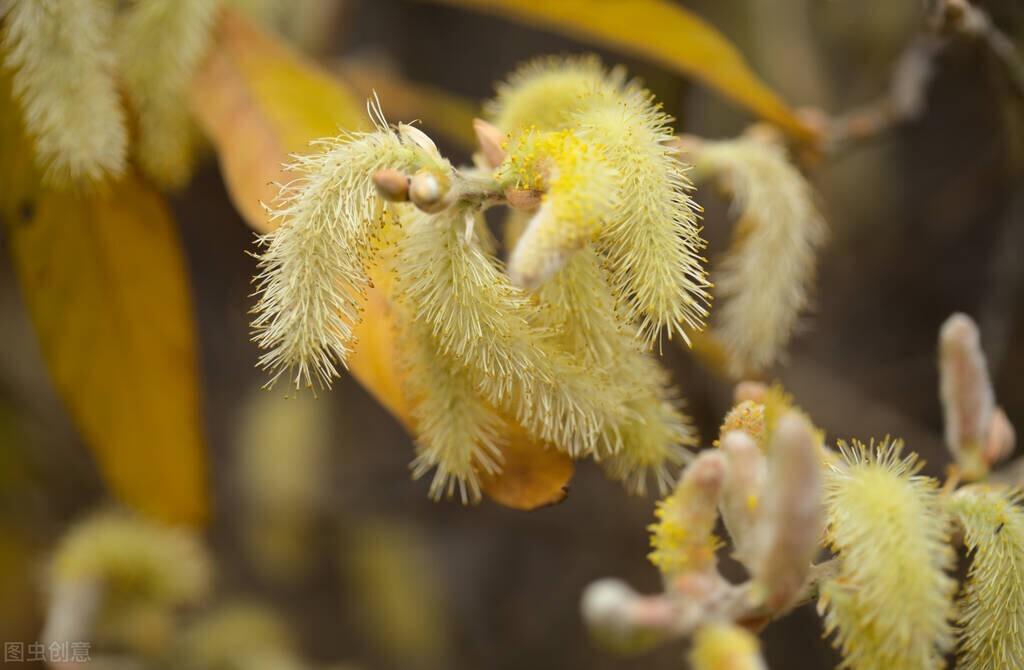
xmin=826 ymin=0 xmax=1024 ymax=154
xmin=938 ymin=0 xmax=1024 ymax=98
xmin=825 ymin=33 xmax=938 ymax=154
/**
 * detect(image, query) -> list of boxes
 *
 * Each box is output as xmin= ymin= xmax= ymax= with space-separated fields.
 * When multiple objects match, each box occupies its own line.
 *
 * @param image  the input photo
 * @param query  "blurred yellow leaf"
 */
xmin=189 ymin=7 xmax=365 ymax=232
xmin=191 ymin=9 xmax=574 ymax=509
xmin=4 ymin=190 xmax=207 ymax=525
xmin=482 ymin=423 xmax=572 ymax=510
xmin=338 ymin=62 xmax=480 ymax=149
xmin=0 ymin=69 xmax=207 ymax=526
xmin=423 ymin=0 xmax=818 ymax=143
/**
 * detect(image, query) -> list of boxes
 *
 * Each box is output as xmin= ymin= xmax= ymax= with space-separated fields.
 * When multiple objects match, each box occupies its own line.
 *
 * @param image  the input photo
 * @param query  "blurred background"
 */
xmin=1 ymin=0 xmax=1022 ymax=668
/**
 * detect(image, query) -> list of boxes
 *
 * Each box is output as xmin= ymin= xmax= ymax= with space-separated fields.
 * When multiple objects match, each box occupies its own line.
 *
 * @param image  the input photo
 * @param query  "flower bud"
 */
xmin=719 ymin=430 xmax=766 ymax=568
xmin=939 ymin=313 xmax=995 ymax=478
xmin=409 ymin=170 xmax=448 ymax=213
xmin=750 ymin=412 xmax=823 ymax=612
xmin=648 ymin=451 xmax=726 ymax=581
xmin=984 ymin=406 xmax=1016 ymax=467
xmin=372 ymin=168 xmax=409 ymax=202
xmin=734 ymin=381 xmax=768 ymax=404
xmin=473 ymin=118 xmax=506 ymax=169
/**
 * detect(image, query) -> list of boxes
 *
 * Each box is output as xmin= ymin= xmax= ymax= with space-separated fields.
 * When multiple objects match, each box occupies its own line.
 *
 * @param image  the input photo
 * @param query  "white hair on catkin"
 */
xmin=1 ymin=0 xmax=127 ymax=185
xmin=115 ymin=0 xmax=219 ymax=188
xmin=251 ymin=118 xmax=424 ymax=390
xmin=696 ymin=136 xmax=826 ymax=376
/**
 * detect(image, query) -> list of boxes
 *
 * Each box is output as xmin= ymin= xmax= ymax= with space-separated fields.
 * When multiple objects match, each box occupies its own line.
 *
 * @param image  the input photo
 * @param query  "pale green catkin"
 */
xmin=948 ymin=486 xmax=1024 ymax=670
xmin=1 ymin=0 xmax=127 ymax=185
xmin=115 ymin=0 xmax=220 ymax=188
xmin=695 ymin=137 xmax=825 ymax=376
xmin=402 ymin=319 xmax=504 ymax=504
xmin=252 ymin=122 xmax=424 ymax=390
xmin=394 ymin=206 xmax=624 ymax=458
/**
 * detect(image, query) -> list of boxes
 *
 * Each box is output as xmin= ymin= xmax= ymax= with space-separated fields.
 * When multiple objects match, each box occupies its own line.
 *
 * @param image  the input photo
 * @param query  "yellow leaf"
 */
xmin=422 ymin=0 xmax=818 ymax=143
xmin=337 ymin=62 xmax=480 ymax=149
xmin=7 ymin=181 xmax=207 ymax=525
xmin=191 ymin=9 xmax=573 ymax=509
xmin=481 ymin=423 xmax=572 ymax=510
xmin=189 ymin=7 xmax=365 ymax=233
xmin=0 ymin=68 xmax=207 ymax=526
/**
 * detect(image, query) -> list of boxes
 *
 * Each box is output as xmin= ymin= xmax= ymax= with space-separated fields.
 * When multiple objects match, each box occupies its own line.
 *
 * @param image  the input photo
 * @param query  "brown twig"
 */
xmin=827 ymin=0 xmax=1024 ymax=154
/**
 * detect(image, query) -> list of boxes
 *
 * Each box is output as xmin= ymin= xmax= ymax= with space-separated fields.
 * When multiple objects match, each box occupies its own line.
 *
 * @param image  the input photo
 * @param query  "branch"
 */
xmin=827 ymin=0 xmax=1024 ymax=154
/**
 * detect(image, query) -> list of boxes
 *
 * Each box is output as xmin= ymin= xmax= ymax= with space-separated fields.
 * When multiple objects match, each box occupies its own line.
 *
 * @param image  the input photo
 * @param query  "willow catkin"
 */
xmin=251 ymin=121 xmax=425 ymax=390
xmin=401 ymin=321 xmax=504 ymax=504
xmin=819 ymin=440 xmax=956 ymax=670
xmin=574 ymin=84 xmax=711 ymax=346
xmin=497 ymin=128 xmax=619 ymax=289
xmin=394 ymin=207 xmax=622 ymax=457
xmin=694 ymin=136 xmax=826 ymax=376
xmin=115 ymin=0 xmax=219 ymax=188
xmin=1 ymin=0 xmax=127 ymax=185
xmin=948 ymin=485 xmax=1024 ymax=670
xmin=533 ymin=250 xmax=693 ymax=493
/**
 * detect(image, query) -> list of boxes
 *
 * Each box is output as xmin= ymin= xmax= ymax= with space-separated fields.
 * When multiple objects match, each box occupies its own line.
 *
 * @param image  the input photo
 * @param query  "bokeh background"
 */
xmin=2 ymin=0 xmax=1023 ymax=668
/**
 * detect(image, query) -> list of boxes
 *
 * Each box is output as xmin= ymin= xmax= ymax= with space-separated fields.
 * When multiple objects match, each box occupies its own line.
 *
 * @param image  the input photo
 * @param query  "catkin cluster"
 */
xmin=583 ymin=342 xmax=1022 ymax=670
xmin=0 ymin=0 xmax=218 ymax=187
xmin=253 ymin=57 xmax=712 ymax=501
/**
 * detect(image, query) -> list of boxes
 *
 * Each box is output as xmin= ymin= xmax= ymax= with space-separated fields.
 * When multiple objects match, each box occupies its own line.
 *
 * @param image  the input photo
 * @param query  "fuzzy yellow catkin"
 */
xmin=534 ymin=250 xmax=693 ymax=493
xmin=1 ymin=0 xmax=127 ymax=185
xmin=819 ymin=440 xmax=956 ymax=670
xmin=394 ymin=206 xmax=622 ymax=457
xmin=115 ymin=0 xmax=219 ymax=188
xmin=487 ymin=56 xmax=711 ymax=346
xmin=600 ymin=356 xmax=692 ymax=495
xmin=498 ymin=128 xmax=619 ymax=289
xmin=252 ymin=115 xmax=430 ymax=390
xmin=647 ymin=451 xmax=726 ymax=581
xmin=574 ymin=83 xmax=710 ymax=347
xmin=485 ymin=55 xmax=621 ymax=133
xmin=402 ymin=323 xmax=504 ymax=504
xmin=718 ymin=400 xmax=766 ymax=448
xmin=693 ymin=135 xmax=826 ymax=377
xmin=948 ymin=485 xmax=1024 ymax=670
xmin=689 ymin=623 xmax=767 ymax=670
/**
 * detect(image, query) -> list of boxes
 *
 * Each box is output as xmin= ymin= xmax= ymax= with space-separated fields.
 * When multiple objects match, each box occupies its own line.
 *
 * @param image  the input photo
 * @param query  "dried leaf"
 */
xmin=424 ymin=0 xmax=817 ymax=142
